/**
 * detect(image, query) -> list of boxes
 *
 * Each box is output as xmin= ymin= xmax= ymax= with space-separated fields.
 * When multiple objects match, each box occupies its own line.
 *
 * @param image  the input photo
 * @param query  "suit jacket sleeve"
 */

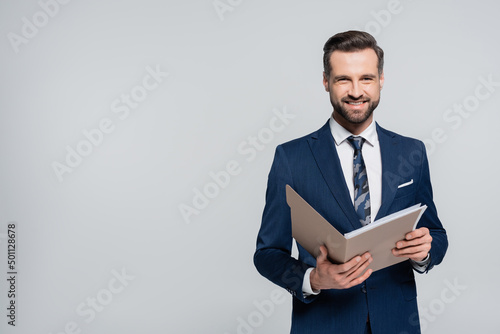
xmin=253 ymin=145 xmax=316 ymax=303
xmin=414 ymin=141 xmax=448 ymax=273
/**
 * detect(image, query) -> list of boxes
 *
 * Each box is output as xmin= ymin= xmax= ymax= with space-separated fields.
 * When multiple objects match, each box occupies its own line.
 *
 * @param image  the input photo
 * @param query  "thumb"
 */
xmin=316 ymin=245 xmax=328 ymax=262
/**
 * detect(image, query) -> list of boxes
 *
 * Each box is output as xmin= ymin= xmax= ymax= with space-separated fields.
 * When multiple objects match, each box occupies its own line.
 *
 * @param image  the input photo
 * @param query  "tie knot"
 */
xmin=347 ymin=136 xmax=365 ymax=152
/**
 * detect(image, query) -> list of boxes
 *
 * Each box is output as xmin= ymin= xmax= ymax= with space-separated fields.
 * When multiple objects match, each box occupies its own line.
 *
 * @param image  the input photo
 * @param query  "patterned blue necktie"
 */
xmin=347 ymin=136 xmax=371 ymax=226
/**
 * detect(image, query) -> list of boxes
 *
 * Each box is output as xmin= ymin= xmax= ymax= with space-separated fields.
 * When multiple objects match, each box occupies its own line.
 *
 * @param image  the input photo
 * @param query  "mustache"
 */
xmin=341 ymin=96 xmax=370 ymax=103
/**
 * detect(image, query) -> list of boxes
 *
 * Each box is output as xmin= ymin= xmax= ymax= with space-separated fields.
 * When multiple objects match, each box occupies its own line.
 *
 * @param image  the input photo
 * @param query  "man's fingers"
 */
xmin=343 ymin=266 xmax=373 ymax=290
xmin=393 ymin=246 xmax=421 ymax=256
xmin=393 ymin=245 xmax=430 ymax=256
xmin=395 ymin=227 xmax=432 ymax=261
xmin=312 ymin=250 xmax=373 ymax=290
xmin=348 ymin=268 xmax=373 ymax=288
xmin=396 ymin=234 xmax=432 ymax=249
xmin=405 ymin=227 xmax=429 ymax=240
xmin=340 ymin=252 xmax=372 ymax=274
xmin=396 ymin=236 xmax=430 ymax=249
xmin=392 ymin=243 xmax=430 ymax=261
xmin=346 ymin=254 xmax=373 ymax=279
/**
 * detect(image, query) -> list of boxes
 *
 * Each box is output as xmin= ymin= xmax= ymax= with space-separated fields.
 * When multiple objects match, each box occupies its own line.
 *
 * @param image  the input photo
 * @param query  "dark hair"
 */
xmin=323 ymin=30 xmax=384 ymax=78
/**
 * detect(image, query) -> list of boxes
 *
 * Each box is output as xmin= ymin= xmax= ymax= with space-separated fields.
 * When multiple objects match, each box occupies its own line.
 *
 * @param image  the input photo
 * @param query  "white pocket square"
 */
xmin=397 ymin=179 xmax=414 ymax=189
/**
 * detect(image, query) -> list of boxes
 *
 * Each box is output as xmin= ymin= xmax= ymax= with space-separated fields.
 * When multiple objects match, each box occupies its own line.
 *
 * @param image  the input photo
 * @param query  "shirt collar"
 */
xmin=329 ymin=115 xmax=378 ymax=147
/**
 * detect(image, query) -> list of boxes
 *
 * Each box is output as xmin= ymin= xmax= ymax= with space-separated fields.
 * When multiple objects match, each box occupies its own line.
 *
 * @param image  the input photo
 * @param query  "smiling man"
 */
xmin=254 ymin=31 xmax=448 ymax=334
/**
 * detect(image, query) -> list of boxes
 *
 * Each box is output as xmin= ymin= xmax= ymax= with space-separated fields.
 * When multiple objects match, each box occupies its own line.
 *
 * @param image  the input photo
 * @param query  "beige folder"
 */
xmin=285 ymin=185 xmax=427 ymax=272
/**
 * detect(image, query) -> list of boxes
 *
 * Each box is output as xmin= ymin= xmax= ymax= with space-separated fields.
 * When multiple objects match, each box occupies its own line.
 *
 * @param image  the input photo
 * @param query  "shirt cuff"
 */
xmin=410 ymin=254 xmax=430 ymax=273
xmin=302 ymin=268 xmax=320 ymax=297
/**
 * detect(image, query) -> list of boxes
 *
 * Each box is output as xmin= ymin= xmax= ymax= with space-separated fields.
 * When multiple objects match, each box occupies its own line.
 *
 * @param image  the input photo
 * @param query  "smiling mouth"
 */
xmin=345 ymin=101 xmax=367 ymax=105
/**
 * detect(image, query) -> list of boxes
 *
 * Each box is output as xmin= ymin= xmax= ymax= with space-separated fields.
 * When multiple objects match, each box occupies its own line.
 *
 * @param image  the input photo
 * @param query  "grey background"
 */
xmin=0 ymin=0 xmax=498 ymax=333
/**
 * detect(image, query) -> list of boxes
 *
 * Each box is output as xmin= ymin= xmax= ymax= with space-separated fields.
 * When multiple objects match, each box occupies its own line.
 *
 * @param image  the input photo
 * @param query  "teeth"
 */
xmin=347 ymin=102 xmax=364 ymax=105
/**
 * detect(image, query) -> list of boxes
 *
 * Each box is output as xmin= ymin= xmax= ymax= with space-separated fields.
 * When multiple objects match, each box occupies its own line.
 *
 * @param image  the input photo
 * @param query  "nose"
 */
xmin=348 ymin=81 xmax=363 ymax=99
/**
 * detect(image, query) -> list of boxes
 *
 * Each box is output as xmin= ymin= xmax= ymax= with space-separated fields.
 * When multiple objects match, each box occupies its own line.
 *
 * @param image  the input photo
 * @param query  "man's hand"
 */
xmin=310 ymin=245 xmax=373 ymax=291
xmin=392 ymin=227 xmax=432 ymax=261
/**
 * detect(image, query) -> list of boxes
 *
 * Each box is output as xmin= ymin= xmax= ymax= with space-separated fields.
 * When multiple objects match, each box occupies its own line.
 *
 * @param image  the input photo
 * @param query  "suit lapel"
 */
xmin=307 ymin=121 xmax=362 ymax=231
xmin=376 ymin=123 xmax=400 ymax=220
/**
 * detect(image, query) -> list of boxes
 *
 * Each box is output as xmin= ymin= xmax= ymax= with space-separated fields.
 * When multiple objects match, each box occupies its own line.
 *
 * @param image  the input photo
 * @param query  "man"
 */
xmin=253 ymin=31 xmax=448 ymax=334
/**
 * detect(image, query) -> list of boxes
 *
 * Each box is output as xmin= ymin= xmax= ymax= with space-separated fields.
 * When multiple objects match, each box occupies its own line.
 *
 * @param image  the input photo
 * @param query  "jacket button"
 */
xmin=361 ymin=283 xmax=367 ymax=294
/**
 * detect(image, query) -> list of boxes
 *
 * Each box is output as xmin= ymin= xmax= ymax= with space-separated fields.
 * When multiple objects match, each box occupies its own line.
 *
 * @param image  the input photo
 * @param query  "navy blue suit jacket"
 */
xmin=254 ymin=121 xmax=448 ymax=334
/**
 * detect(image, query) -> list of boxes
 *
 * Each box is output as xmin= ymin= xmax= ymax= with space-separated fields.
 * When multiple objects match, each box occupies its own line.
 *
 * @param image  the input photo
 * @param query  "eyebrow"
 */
xmin=333 ymin=74 xmax=377 ymax=81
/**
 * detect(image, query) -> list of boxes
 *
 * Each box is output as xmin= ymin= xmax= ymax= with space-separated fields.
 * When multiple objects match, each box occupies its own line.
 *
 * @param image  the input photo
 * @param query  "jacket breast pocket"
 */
xmin=394 ymin=180 xmax=416 ymax=200
xmin=392 ymin=187 xmax=416 ymax=210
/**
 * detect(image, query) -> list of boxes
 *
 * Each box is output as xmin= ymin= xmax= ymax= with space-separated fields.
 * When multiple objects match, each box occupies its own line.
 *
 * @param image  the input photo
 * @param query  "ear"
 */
xmin=323 ymin=72 xmax=330 ymax=92
xmin=379 ymin=72 xmax=385 ymax=90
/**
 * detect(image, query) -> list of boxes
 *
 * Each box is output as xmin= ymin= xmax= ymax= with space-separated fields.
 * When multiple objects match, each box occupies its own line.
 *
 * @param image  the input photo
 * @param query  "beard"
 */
xmin=332 ymin=96 xmax=380 ymax=124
